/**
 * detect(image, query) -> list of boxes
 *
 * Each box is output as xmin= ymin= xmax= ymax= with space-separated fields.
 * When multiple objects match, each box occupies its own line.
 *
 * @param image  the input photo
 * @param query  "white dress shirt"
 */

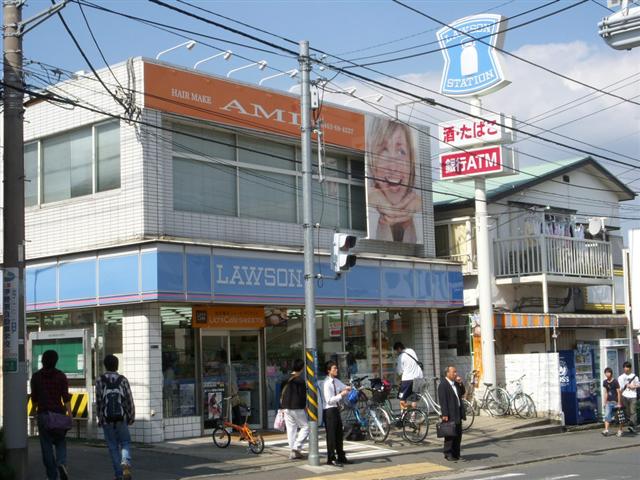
xmin=446 ymin=377 xmax=460 ymax=405
xmin=322 ymin=376 xmax=347 ymax=409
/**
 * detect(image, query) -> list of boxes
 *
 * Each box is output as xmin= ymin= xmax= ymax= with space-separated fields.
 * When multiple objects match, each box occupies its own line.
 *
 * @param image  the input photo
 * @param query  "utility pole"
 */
xmin=471 ymin=97 xmax=497 ymax=387
xmin=3 ymin=0 xmax=28 ymax=478
xmin=299 ymin=40 xmax=320 ymax=467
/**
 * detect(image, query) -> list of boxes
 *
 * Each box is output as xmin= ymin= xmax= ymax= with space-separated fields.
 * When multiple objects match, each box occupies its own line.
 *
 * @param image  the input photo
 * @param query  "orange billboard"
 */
xmin=144 ymin=62 xmax=365 ymax=150
xmin=192 ymin=305 xmax=265 ymax=329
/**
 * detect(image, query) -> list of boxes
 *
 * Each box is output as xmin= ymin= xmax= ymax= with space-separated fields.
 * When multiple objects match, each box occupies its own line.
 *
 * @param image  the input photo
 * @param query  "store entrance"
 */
xmin=201 ymin=330 xmax=262 ymax=430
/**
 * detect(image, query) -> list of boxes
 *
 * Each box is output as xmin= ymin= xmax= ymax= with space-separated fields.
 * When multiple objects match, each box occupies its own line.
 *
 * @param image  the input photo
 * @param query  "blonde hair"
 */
xmin=366 ymin=117 xmax=416 ymax=192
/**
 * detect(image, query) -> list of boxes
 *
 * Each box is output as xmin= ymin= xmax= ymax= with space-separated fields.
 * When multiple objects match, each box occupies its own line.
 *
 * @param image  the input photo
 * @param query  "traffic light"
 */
xmin=331 ymin=233 xmax=357 ymax=273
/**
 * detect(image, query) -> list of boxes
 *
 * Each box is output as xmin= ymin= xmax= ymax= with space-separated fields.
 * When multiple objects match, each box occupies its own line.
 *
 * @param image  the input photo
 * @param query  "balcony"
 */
xmin=494 ymin=235 xmax=612 ymax=285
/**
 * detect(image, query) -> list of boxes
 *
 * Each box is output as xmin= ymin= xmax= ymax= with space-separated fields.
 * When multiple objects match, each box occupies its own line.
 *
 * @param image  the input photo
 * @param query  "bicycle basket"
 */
xmin=371 ymin=379 xmax=391 ymax=404
xmin=346 ymin=388 xmax=360 ymax=406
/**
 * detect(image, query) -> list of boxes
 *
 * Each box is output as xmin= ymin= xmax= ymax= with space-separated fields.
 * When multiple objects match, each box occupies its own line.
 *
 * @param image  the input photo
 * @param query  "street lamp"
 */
xmin=598 ymin=0 xmax=640 ymax=50
xmin=346 ymin=94 xmax=384 ymax=105
xmin=155 ymin=40 xmax=196 ymax=60
xmin=259 ymin=68 xmax=298 ymax=86
xmin=226 ymin=60 xmax=267 ymax=78
xmin=193 ymin=50 xmax=232 ymax=69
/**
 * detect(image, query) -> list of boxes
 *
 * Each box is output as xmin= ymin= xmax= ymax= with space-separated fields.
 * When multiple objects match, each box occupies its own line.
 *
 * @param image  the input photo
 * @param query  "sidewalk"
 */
xmin=26 ymin=415 xmax=571 ymax=479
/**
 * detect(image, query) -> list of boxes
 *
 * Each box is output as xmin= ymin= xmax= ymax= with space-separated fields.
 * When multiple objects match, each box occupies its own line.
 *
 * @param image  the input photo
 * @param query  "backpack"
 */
xmin=101 ymin=374 xmax=125 ymax=423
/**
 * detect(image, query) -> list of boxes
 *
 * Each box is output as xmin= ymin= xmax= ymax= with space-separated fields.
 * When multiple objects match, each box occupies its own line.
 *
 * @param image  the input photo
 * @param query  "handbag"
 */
xmin=43 ymin=411 xmax=73 ymax=434
xmin=273 ymin=409 xmax=286 ymax=431
xmin=436 ymin=420 xmax=456 ymax=438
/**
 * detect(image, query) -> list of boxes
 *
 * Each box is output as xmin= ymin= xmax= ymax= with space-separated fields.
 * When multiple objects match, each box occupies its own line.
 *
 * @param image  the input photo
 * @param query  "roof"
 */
xmin=432 ymin=156 xmax=636 ymax=210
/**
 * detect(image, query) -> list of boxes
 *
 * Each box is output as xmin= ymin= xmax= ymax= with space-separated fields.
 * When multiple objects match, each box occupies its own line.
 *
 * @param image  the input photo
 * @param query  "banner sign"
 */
xmin=3 ymin=268 xmax=19 ymax=373
xmin=192 ymin=305 xmax=265 ymax=329
xmin=438 ymin=114 xmax=514 ymax=150
xmin=440 ymin=145 xmax=513 ymax=180
xmin=365 ymin=117 xmax=424 ymax=244
xmin=436 ymin=14 xmax=510 ymax=97
xmin=144 ymin=62 xmax=365 ymax=150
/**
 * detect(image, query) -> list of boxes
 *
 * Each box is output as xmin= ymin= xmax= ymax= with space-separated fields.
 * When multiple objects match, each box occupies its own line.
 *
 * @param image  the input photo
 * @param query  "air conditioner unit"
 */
xmin=598 ymin=4 xmax=640 ymax=50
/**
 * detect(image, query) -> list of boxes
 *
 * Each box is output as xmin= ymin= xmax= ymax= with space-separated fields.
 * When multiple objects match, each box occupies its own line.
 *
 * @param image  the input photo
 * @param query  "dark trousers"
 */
xmin=323 ymin=408 xmax=345 ymax=461
xmin=37 ymin=414 xmax=67 ymax=480
xmin=443 ymin=422 xmax=462 ymax=459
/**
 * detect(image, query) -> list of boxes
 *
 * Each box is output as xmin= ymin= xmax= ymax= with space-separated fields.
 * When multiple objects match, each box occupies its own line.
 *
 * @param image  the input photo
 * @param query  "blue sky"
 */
xmin=17 ymin=0 xmax=640 ymax=231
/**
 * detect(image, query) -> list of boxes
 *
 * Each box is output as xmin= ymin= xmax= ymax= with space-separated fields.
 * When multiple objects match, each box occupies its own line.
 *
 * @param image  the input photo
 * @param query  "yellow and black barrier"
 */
xmin=27 ymin=392 xmax=89 ymax=419
xmin=305 ymin=349 xmax=319 ymax=422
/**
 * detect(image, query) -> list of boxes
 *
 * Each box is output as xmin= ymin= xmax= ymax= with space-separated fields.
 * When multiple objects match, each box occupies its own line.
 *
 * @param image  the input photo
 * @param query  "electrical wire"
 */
xmin=143 ymin=0 xmax=640 ymax=169
xmin=390 ymin=0 xmax=640 ymax=106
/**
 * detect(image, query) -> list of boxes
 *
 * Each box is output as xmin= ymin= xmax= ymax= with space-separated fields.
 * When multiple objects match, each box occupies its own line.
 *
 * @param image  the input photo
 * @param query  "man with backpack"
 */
xmin=393 ymin=342 xmax=424 ymax=411
xmin=96 ymin=355 xmax=136 ymax=480
xmin=617 ymin=361 xmax=639 ymax=434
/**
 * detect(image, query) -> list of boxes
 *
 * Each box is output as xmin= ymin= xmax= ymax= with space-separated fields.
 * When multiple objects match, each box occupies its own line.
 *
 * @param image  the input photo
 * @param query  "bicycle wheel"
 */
xmin=462 ymin=399 xmax=475 ymax=431
xmin=401 ymin=408 xmax=429 ymax=443
xmin=367 ymin=406 xmax=391 ymax=443
xmin=212 ymin=427 xmax=231 ymax=448
xmin=513 ymin=393 xmax=537 ymax=419
xmin=341 ymin=408 xmax=357 ymax=439
xmin=248 ymin=432 xmax=265 ymax=454
xmin=486 ymin=388 xmax=509 ymax=416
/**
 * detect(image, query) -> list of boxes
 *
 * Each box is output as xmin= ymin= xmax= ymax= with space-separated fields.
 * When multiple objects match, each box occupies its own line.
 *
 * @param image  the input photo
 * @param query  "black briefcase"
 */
xmin=436 ymin=421 xmax=456 ymax=438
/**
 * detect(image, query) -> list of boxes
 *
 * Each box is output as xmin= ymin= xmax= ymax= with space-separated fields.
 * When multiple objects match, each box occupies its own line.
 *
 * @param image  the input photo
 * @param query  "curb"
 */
xmin=437 ymin=441 xmax=640 ymax=479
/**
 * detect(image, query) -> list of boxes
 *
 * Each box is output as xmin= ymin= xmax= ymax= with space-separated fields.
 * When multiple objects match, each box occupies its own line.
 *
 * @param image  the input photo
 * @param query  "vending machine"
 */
xmin=559 ymin=344 xmax=599 ymax=425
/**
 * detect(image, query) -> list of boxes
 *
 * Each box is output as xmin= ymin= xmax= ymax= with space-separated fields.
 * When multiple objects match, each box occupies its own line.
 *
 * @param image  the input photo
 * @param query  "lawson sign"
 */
xmin=436 ymin=14 xmax=510 ymax=97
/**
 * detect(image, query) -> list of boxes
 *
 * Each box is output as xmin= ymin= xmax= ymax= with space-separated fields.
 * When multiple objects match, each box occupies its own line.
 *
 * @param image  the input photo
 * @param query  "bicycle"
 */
xmin=373 ymin=382 xmax=429 ymax=443
xmin=407 ymin=377 xmax=475 ymax=431
xmin=502 ymin=374 xmax=537 ymax=418
xmin=212 ymin=395 xmax=265 ymax=454
xmin=340 ymin=376 xmax=391 ymax=443
xmin=469 ymin=374 xmax=510 ymax=417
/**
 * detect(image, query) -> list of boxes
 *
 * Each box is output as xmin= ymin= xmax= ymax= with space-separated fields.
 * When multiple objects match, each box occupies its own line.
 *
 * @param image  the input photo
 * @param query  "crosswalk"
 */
xmin=264 ymin=435 xmax=398 ymax=460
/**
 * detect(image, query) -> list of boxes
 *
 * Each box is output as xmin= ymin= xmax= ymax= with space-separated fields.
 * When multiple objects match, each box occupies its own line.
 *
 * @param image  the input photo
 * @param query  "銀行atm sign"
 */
xmin=440 ymin=145 xmax=513 ymax=180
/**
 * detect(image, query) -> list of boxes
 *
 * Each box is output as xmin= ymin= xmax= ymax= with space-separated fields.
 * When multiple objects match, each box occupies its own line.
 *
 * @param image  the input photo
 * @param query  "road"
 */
xmin=438 ymin=445 xmax=640 ymax=480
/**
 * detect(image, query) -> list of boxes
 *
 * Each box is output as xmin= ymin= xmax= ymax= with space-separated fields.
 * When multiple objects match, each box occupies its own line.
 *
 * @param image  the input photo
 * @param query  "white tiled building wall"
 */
xmin=8 ymin=60 xmax=147 ymax=261
xmin=413 ymin=309 xmax=441 ymax=398
xmin=122 ymin=303 xmax=164 ymax=442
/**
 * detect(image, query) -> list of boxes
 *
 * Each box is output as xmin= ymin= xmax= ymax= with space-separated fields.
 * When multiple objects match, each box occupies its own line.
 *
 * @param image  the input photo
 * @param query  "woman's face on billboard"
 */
xmin=373 ymin=126 xmax=411 ymax=204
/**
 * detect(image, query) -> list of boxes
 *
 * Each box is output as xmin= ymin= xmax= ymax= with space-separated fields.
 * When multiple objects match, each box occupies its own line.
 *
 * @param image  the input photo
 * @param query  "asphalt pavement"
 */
xmin=25 ymin=419 xmax=640 ymax=480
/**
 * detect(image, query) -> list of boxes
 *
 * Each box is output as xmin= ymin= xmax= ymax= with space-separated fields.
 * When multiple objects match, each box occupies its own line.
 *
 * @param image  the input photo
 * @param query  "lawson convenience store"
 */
xmin=25 ymin=244 xmax=462 ymax=441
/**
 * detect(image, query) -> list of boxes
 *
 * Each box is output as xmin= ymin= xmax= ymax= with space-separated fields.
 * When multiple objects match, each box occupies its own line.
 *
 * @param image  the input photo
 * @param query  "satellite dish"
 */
xmin=588 ymin=218 xmax=603 ymax=236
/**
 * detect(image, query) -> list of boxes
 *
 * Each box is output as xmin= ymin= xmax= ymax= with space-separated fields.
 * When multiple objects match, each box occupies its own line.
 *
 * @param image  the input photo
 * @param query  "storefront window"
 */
xmin=316 ymin=310 xmax=343 ymax=379
xmin=95 ymin=309 xmax=123 ymax=377
xmin=27 ymin=314 xmax=40 ymax=335
xmin=344 ymin=310 xmax=378 ymax=379
xmin=379 ymin=310 xmax=416 ymax=386
xmin=265 ymin=308 xmax=303 ymax=412
xmin=161 ymin=307 xmax=196 ymax=418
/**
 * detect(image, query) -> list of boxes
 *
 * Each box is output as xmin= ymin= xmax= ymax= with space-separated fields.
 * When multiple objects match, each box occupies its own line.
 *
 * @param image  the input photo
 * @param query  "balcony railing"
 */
xmin=494 ymin=235 xmax=612 ymax=279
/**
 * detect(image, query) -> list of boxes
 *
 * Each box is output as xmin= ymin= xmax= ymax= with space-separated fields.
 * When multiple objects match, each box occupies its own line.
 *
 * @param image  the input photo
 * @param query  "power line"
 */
xmin=390 ymin=0 xmax=640 ymax=107
xmin=342 ymin=0 xmax=570 ymax=65
xmin=144 ymin=0 xmax=640 ymax=171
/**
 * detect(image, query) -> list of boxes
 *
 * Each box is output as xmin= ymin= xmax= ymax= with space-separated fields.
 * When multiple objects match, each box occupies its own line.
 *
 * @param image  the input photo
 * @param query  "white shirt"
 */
xmin=396 ymin=348 xmax=424 ymax=381
xmin=618 ymin=372 xmax=640 ymax=400
xmin=446 ymin=377 xmax=460 ymax=405
xmin=322 ymin=376 xmax=347 ymax=409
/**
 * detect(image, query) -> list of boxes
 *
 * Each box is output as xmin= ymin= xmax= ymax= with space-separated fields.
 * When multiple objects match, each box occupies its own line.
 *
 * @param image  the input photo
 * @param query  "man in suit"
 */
xmin=437 ymin=365 xmax=466 ymax=461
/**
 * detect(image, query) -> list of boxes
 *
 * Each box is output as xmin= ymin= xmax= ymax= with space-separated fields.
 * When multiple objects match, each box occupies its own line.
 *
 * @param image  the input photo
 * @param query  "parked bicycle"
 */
xmin=406 ymin=377 xmax=475 ymax=431
xmin=373 ymin=381 xmax=429 ymax=443
xmin=340 ymin=375 xmax=391 ymax=443
xmin=502 ymin=374 xmax=537 ymax=418
xmin=467 ymin=372 xmax=510 ymax=417
xmin=212 ymin=395 xmax=265 ymax=454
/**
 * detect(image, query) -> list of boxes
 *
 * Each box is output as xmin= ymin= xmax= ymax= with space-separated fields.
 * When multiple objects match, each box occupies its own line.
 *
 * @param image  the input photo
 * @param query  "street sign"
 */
xmin=2 ymin=268 xmax=19 ymax=373
xmin=436 ymin=14 xmax=510 ymax=97
xmin=440 ymin=145 xmax=516 ymax=180
xmin=438 ymin=114 xmax=514 ymax=150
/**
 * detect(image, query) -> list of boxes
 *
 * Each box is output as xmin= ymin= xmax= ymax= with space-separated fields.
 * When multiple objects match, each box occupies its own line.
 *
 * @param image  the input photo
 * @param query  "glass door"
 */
xmin=230 ymin=333 xmax=261 ymax=426
xmin=201 ymin=330 xmax=262 ymax=430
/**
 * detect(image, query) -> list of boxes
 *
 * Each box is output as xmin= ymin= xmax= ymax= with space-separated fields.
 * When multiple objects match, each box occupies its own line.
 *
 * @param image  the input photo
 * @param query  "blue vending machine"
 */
xmin=559 ymin=344 xmax=598 ymax=425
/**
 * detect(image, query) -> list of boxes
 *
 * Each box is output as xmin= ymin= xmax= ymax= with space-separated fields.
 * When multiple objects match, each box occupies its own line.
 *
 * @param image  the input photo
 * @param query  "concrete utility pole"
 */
xmin=3 ymin=0 xmax=28 ymax=478
xmin=471 ymin=97 xmax=497 ymax=387
xmin=299 ymin=40 xmax=320 ymax=467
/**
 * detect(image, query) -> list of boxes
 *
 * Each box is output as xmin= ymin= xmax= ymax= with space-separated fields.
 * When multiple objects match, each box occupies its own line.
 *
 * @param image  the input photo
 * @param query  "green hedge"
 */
xmin=0 ymin=428 xmax=16 ymax=480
